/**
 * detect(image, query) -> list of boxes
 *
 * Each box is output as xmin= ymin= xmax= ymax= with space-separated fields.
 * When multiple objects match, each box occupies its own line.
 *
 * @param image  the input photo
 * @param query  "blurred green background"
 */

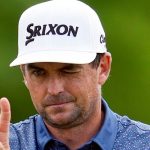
xmin=0 ymin=0 xmax=150 ymax=124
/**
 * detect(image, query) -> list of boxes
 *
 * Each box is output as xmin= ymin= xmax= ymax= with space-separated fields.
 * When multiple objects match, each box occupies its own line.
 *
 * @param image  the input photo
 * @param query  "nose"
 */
xmin=47 ymin=77 xmax=64 ymax=96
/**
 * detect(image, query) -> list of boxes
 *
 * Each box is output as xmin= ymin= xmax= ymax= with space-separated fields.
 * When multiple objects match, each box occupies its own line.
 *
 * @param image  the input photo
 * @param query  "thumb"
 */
xmin=0 ymin=98 xmax=11 ymax=149
xmin=0 ymin=142 xmax=6 ymax=150
xmin=0 ymin=98 xmax=11 ymax=132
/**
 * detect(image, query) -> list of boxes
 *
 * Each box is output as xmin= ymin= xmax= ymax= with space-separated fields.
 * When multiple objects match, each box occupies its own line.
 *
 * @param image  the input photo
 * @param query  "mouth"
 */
xmin=50 ymin=101 xmax=73 ymax=106
xmin=44 ymin=92 xmax=75 ymax=108
xmin=45 ymin=101 xmax=74 ymax=112
xmin=43 ymin=100 xmax=74 ymax=108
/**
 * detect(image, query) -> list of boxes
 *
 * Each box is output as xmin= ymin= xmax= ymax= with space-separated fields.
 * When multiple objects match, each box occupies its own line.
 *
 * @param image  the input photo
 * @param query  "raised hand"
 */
xmin=0 ymin=98 xmax=11 ymax=150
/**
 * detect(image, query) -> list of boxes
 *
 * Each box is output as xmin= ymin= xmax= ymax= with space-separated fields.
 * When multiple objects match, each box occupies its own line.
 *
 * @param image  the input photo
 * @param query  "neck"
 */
xmin=44 ymin=102 xmax=104 ymax=150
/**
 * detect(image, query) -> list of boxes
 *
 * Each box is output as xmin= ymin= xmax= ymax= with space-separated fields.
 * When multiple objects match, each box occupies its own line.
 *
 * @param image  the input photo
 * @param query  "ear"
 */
xmin=20 ymin=65 xmax=28 ymax=88
xmin=98 ymin=52 xmax=112 ymax=85
xmin=24 ymin=80 xmax=28 ymax=87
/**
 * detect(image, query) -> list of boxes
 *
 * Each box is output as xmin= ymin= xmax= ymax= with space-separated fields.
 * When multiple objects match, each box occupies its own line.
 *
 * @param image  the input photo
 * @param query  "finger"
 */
xmin=0 ymin=98 xmax=11 ymax=132
xmin=0 ymin=142 xmax=5 ymax=150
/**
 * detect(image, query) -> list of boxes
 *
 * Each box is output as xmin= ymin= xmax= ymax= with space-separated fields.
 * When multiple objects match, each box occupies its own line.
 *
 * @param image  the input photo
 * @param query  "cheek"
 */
xmin=80 ymin=71 xmax=99 ymax=94
xmin=66 ymin=74 xmax=99 ymax=104
xmin=84 ymin=75 xmax=100 ymax=104
xmin=27 ymin=81 xmax=46 ymax=105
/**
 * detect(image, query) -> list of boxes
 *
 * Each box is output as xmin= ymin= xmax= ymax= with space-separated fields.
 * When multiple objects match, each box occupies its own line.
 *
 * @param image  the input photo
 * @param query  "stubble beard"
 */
xmin=41 ymin=104 xmax=85 ymax=129
xmin=41 ymin=98 xmax=97 ymax=129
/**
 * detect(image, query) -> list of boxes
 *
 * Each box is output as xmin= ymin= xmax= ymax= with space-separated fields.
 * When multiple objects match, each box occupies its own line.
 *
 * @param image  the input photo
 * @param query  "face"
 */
xmin=21 ymin=54 xmax=111 ymax=129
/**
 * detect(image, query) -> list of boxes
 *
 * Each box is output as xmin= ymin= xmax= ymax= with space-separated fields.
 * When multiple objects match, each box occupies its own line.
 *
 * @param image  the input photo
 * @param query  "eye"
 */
xmin=32 ymin=69 xmax=45 ymax=77
xmin=60 ymin=65 xmax=82 ymax=75
xmin=62 ymin=69 xmax=80 ymax=74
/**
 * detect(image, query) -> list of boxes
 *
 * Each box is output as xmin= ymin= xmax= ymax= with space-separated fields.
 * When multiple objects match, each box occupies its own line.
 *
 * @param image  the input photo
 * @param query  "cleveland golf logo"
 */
xmin=100 ymin=34 xmax=106 ymax=44
xmin=25 ymin=23 xmax=79 ymax=46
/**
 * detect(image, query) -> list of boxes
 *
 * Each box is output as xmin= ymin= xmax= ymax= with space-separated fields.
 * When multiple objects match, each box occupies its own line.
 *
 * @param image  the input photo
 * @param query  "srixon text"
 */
xmin=25 ymin=23 xmax=79 ymax=46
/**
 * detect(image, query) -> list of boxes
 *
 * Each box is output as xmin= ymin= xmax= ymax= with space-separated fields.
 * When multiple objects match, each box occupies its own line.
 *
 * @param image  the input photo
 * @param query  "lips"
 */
xmin=43 ymin=92 xmax=75 ymax=107
xmin=49 ymin=100 xmax=73 ymax=106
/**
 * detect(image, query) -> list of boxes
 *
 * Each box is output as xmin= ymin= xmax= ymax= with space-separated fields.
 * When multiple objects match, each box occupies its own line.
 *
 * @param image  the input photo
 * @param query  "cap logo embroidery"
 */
xmin=100 ymin=34 xmax=106 ymax=44
xmin=25 ymin=23 xmax=79 ymax=46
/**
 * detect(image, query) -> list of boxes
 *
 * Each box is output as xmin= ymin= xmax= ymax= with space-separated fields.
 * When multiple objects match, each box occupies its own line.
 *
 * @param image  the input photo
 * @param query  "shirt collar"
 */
xmin=36 ymin=98 xmax=118 ymax=150
xmin=36 ymin=116 xmax=52 ymax=150
xmin=93 ymin=98 xmax=118 ymax=150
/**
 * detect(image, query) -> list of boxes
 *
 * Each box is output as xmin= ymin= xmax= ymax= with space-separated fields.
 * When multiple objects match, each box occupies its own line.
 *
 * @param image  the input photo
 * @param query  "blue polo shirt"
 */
xmin=9 ymin=99 xmax=150 ymax=150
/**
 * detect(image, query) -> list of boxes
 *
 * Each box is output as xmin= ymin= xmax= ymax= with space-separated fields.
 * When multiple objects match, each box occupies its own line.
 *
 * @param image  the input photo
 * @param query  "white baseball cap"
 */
xmin=10 ymin=0 xmax=107 ymax=67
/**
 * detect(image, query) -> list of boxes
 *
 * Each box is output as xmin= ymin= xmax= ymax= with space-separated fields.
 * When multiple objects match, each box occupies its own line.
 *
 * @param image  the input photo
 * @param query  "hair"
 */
xmin=89 ymin=53 xmax=105 ymax=69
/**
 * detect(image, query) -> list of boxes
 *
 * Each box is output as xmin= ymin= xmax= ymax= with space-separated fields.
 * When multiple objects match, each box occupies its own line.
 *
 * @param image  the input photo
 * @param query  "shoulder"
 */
xmin=10 ymin=114 xmax=38 ymax=134
xmin=116 ymin=114 xmax=150 ymax=132
xmin=10 ymin=114 xmax=38 ymax=128
xmin=114 ymin=114 xmax=150 ymax=149
xmin=9 ymin=114 xmax=39 ymax=150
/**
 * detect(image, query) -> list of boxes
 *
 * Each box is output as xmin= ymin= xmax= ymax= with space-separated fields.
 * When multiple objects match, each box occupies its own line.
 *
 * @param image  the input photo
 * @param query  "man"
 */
xmin=0 ymin=0 xmax=150 ymax=149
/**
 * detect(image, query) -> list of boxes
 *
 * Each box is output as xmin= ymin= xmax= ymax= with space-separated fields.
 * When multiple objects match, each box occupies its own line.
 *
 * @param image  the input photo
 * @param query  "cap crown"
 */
xmin=10 ymin=0 xmax=106 ymax=66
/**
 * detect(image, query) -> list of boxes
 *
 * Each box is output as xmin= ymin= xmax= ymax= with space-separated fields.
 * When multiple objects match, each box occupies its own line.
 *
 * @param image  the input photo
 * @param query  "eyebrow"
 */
xmin=26 ymin=64 xmax=43 ymax=70
xmin=60 ymin=64 xmax=83 ymax=70
xmin=25 ymin=63 xmax=83 ymax=71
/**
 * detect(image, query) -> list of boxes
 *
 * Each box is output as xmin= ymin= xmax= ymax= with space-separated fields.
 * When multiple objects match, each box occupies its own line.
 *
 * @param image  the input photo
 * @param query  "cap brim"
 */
xmin=10 ymin=50 xmax=97 ymax=67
